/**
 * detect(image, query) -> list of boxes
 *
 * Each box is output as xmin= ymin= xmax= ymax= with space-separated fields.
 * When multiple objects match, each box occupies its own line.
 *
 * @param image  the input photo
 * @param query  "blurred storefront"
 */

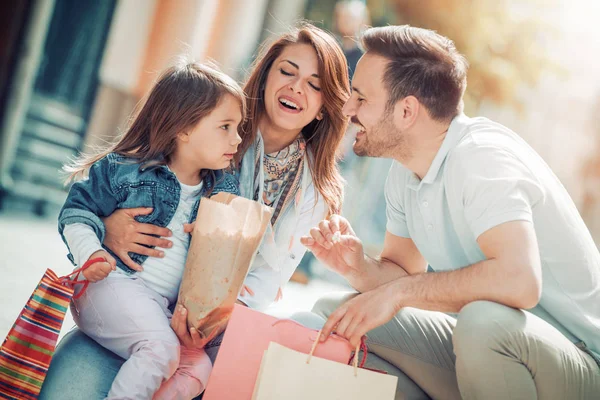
xmin=0 ymin=0 xmax=306 ymax=216
xmin=0 ymin=0 xmax=116 ymax=215
xmin=1 ymin=0 xmax=599 ymax=251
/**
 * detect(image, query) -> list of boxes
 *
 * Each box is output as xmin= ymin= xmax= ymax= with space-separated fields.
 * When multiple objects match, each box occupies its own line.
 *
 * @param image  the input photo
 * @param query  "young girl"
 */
xmin=57 ymin=61 xmax=245 ymax=399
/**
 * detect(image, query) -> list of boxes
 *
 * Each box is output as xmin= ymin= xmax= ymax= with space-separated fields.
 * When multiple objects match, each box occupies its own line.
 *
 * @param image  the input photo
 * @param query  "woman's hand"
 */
xmin=102 ymin=208 xmax=173 ymax=271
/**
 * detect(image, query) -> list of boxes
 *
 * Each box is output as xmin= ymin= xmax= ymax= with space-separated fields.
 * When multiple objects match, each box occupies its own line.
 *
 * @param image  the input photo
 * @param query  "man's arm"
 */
xmin=346 ymin=231 xmax=428 ymax=292
xmin=390 ymin=220 xmax=542 ymax=312
xmin=344 ymin=159 xmax=427 ymax=292
xmin=321 ymin=219 xmax=542 ymax=346
xmin=396 ymin=143 xmax=545 ymax=312
xmin=300 ymin=215 xmax=427 ymax=292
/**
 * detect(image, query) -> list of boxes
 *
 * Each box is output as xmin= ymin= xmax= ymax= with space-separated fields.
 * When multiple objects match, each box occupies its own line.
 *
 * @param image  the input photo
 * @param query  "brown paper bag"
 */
xmin=177 ymin=192 xmax=272 ymax=345
xmin=251 ymin=342 xmax=398 ymax=400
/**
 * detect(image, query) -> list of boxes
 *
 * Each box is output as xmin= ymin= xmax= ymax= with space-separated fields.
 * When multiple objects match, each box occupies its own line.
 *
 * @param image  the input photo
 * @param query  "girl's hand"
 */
xmin=102 ymin=208 xmax=173 ymax=271
xmin=171 ymin=304 xmax=204 ymax=349
xmin=183 ymin=222 xmax=196 ymax=235
xmin=82 ymin=250 xmax=117 ymax=282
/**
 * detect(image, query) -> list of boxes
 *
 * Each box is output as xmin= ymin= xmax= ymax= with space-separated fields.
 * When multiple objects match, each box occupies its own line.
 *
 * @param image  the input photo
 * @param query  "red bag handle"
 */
xmin=347 ymin=336 xmax=368 ymax=370
xmin=58 ymin=257 xmax=105 ymax=299
xmin=304 ymin=329 xmax=368 ymax=377
xmin=272 ymin=319 xmax=372 ymax=375
xmin=272 ymin=318 xmax=369 ymax=372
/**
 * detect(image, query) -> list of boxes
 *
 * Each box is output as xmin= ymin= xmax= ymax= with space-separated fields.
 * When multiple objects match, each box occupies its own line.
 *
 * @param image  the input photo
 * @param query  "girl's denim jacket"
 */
xmin=58 ymin=153 xmax=239 ymax=273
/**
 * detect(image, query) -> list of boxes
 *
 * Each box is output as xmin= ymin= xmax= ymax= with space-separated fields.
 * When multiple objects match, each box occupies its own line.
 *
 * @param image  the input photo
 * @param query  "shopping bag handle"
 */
xmin=58 ymin=257 xmax=105 ymax=299
xmin=306 ymin=329 xmax=368 ymax=377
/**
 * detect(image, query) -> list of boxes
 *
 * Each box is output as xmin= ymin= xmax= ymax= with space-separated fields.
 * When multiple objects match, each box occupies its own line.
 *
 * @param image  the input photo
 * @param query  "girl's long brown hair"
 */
xmin=65 ymin=61 xmax=246 ymax=182
xmin=238 ymin=23 xmax=350 ymax=215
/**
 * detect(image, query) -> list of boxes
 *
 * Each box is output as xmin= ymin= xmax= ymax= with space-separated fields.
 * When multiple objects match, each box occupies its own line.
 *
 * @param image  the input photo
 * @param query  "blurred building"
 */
xmin=1 ymin=0 xmax=117 ymax=215
xmin=1 ymin=0 xmax=599 ymax=253
xmin=0 ymin=0 xmax=307 ymax=216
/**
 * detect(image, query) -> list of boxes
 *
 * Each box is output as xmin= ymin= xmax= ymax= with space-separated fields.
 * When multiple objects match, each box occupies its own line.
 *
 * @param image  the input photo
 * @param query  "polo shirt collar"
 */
xmin=420 ymin=113 xmax=471 ymax=186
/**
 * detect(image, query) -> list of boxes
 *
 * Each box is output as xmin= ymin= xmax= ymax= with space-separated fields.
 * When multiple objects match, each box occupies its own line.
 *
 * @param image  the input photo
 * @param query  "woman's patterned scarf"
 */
xmin=255 ymin=134 xmax=306 ymax=211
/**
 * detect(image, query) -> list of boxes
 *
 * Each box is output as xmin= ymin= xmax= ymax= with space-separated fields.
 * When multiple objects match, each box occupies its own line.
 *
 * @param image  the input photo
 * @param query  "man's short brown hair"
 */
xmin=362 ymin=25 xmax=468 ymax=121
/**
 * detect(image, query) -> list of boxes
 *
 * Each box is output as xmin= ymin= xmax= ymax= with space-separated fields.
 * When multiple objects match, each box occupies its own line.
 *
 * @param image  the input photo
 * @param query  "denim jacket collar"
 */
xmin=59 ymin=153 xmax=239 ymax=274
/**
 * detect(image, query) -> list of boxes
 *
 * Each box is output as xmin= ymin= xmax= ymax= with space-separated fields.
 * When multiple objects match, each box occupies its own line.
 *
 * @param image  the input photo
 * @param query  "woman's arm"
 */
xmin=102 ymin=208 xmax=173 ymax=271
xmin=102 ymin=170 xmax=239 ymax=271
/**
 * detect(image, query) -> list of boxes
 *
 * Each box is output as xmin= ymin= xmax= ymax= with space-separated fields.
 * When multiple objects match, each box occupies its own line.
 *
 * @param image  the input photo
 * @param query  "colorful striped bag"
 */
xmin=0 ymin=258 xmax=100 ymax=399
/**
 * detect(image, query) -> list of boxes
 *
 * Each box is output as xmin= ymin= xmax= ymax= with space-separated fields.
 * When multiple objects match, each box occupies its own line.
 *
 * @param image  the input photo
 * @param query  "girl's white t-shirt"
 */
xmin=62 ymin=180 xmax=203 ymax=305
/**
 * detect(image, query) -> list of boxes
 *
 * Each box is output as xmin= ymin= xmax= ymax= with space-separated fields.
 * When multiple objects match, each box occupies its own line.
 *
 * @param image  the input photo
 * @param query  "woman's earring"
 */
xmin=316 ymin=108 xmax=326 ymax=120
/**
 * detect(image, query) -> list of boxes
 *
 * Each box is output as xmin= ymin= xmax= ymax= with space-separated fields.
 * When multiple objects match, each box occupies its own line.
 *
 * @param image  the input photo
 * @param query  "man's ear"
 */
xmin=393 ymin=96 xmax=420 ymax=130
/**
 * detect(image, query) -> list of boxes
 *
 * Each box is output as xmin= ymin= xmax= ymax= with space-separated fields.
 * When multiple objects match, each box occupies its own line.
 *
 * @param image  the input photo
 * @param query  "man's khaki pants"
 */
xmin=309 ymin=293 xmax=600 ymax=400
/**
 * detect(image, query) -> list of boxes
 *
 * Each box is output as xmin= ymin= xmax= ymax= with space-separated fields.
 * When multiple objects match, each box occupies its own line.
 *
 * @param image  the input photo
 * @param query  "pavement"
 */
xmin=0 ymin=210 xmax=348 ymax=341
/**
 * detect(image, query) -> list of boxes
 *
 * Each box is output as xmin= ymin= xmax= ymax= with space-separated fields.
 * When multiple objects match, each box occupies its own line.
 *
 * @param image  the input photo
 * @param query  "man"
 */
xmin=301 ymin=25 xmax=600 ymax=399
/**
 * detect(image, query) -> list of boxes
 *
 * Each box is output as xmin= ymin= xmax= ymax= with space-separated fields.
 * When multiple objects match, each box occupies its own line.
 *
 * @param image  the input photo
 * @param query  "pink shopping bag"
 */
xmin=203 ymin=305 xmax=353 ymax=400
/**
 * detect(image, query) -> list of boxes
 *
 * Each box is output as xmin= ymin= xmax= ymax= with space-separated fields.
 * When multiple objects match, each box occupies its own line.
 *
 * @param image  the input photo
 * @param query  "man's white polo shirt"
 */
xmin=385 ymin=113 xmax=600 ymax=357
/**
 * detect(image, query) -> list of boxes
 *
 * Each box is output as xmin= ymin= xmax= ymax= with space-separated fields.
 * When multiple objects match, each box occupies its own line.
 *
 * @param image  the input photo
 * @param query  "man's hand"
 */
xmin=171 ymin=304 xmax=205 ymax=349
xmin=82 ymin=250 xmax=117 ymax=282
xmin=300 ymin=215 xmax=365 ymax=278
xmin=320 ymin=283 xmax=400 ymax=348
xmin=102 ymin=208 xmax=173 ymax=271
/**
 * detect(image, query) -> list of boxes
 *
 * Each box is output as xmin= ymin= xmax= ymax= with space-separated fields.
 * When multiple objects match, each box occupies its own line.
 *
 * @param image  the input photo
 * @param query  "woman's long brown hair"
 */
xmin=64 ymin=61 xmax=246 ymax=182
xmin=238 ymin=23 xmax=350 ymax=215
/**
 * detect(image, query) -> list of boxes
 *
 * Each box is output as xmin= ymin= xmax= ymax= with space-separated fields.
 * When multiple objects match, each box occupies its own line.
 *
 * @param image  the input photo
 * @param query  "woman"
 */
xmin=40 ymin=22 xmax=349 ymax=399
